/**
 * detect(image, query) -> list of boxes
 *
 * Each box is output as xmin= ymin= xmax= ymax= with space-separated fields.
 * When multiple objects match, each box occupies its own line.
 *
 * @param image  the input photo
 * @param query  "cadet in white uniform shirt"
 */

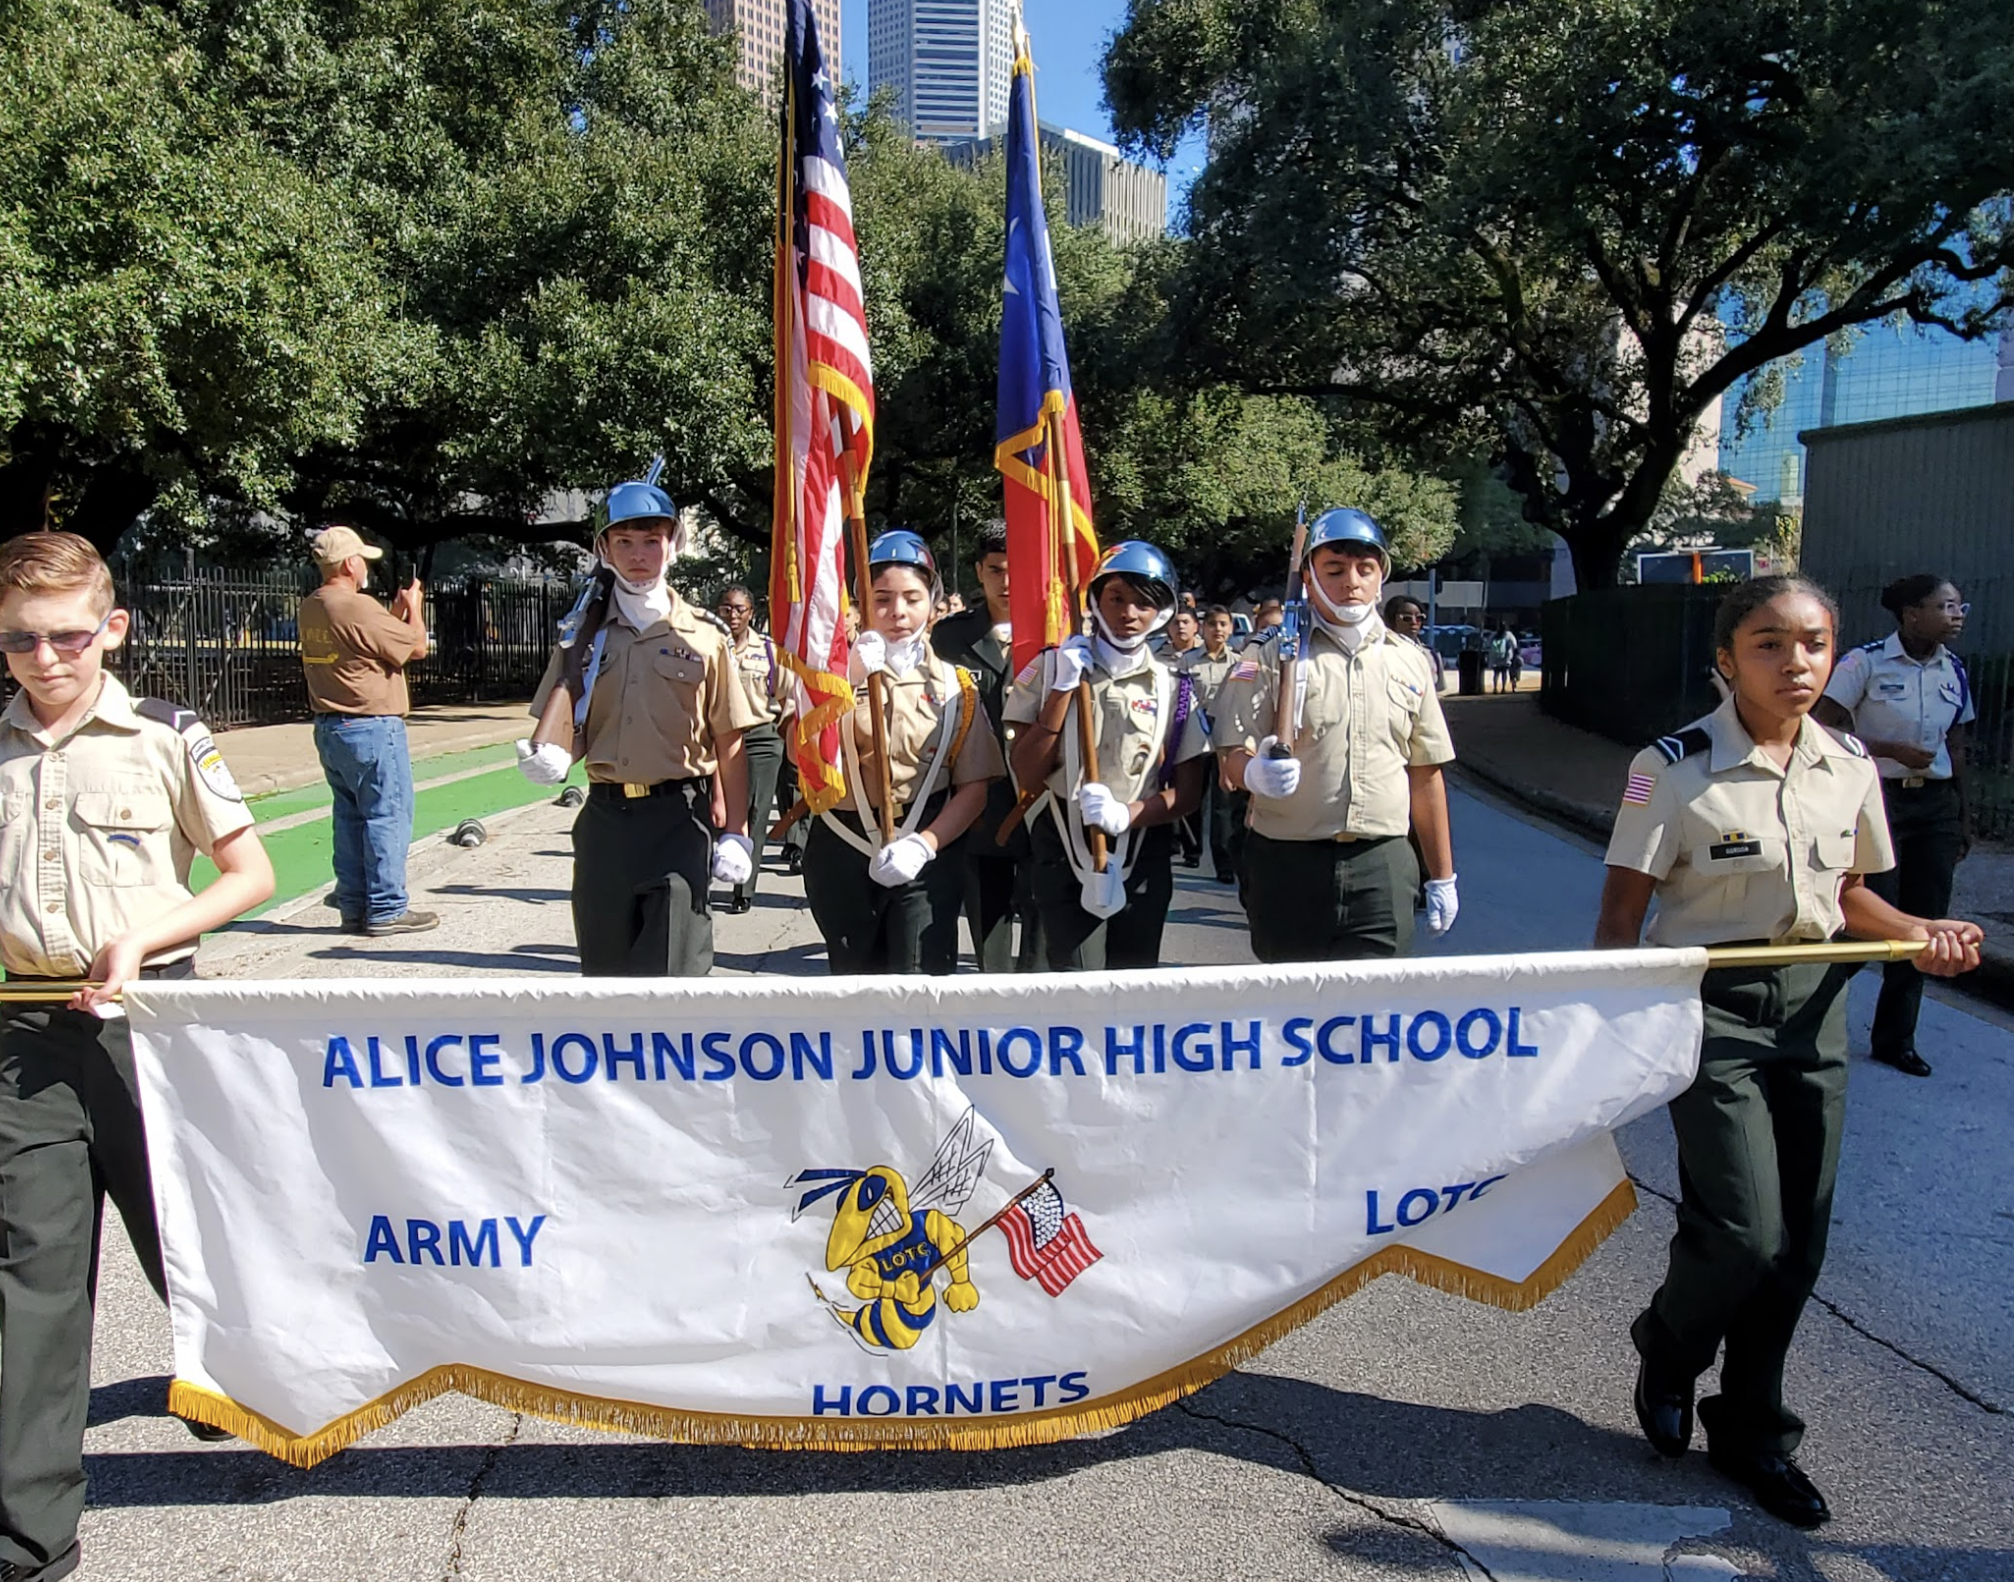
xmin=1814 ymin=573 xmax=1975 ymax=1077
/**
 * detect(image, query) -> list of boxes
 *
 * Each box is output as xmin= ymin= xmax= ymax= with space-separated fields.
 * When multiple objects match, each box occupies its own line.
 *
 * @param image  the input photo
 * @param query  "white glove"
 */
xmin=1049 ymin=635 xmax=1094 ymax=693
xmin=1242 ymin=738 xmax=1302 ymax=800
xmin=1425 ymin=876 xmax=1459 ymax=937
xmin=1078 ymin=864 xmax=1128 ymax=920
xmin=848 ymin=630 xmax=887 ymax=683
xmin=869 ymin=833 xmax=934 ymax=889
xmin=1075 ymin=782 xmax=1133 ymax=837
xmin=515 ymin=739 xmax=571 ymax=786
xmin=711 ymin=833 xmax=755 ymax=887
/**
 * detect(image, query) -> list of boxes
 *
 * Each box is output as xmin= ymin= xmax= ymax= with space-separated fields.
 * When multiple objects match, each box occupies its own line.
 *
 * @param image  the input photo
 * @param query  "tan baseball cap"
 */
xmin=309 ymin=525 xmax=384 ymax=566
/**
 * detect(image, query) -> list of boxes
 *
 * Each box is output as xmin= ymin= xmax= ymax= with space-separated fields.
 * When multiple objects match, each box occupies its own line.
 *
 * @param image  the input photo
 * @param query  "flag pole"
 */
xmin=1047 ymin=407 xmax=1107 ymax=874
xmin=837 ymin=407 xmax=897 ymax=842
xmin=912 ymin=1168 xmax=1055 ymax=1286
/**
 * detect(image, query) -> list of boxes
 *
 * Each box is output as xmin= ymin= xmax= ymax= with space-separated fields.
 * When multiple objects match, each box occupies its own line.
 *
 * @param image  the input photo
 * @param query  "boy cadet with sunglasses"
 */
xmin=0 ymin=532 xmax=275 ymax=1582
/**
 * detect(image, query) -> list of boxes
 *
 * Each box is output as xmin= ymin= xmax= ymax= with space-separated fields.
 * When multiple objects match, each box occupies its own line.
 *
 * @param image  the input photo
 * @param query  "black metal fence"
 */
xmin=1964 ymin=651 xmax=2014 ymax=843
xmin=1539 ymin=585 xmax=1725 ymax=742
xmin=108 ymin=568 xmax=569 ymax=730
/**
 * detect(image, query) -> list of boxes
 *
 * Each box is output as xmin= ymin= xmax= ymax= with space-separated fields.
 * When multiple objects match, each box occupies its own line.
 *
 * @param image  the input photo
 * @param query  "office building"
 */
xmin=944 ymin=122 xmax=1168 ymax=244
xmin=705 ymin=0 xmax=841 ymax=101
xmin=868 ymin=0 xmax=1012 ymax=143
xmin=1719 ymin=319 xmax=2008 ymax=505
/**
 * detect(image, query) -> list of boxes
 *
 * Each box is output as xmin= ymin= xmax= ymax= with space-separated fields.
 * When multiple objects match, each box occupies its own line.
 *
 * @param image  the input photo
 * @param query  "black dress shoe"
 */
xmin=178 ymin=1414 xmax=234 ymax=1442
xmin=1708 ymin=1445 xmax=1831 ymax=1528
xmin=728 ymin=895 xmax=752 ymax=915
xmin=1872 ymin=1046 xmax=1933 ymax=1077
xmin=784 ymin=850 xmax=803 ymax=876
xmin=1633 ymin=1360 xmax=1694 ymax=1457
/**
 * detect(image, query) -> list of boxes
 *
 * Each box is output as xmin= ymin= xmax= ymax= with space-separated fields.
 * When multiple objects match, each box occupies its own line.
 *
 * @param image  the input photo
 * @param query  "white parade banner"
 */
xmin=127 ymin=949 xmax=1705 ymax=1466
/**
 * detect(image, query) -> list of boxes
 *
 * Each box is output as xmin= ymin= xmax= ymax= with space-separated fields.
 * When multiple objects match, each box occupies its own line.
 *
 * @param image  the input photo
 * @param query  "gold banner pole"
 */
xmin=1701 ymin=939 xmax=1925 ymax=969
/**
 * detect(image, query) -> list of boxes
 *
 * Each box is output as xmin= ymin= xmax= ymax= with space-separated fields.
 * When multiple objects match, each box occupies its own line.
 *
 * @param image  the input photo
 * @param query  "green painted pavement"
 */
xmin=236 ymin=742 xmax=531 ymax=825
xmin=196 ymin=753 xmax=581 ymax=917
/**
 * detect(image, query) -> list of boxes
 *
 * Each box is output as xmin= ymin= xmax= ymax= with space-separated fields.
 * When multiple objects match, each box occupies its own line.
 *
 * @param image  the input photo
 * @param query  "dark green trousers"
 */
xmin=1242 ymin=831 xmax=1418 ymax=963
xmin=734 ymin=724 xmax=785 ymax=907
xmin=1633 ymin=959 xmax=1853 ymax=1457
xmin=804 ymin=805 xmax=968 ymax=975
xmin=1028 ymin=821 xmax=1176 ymax=971
xmin=1867 ymin=778 xmax=1964 ymax=1060
xmin=1 ymin=978 xmax=180 ymax=1574
xmin=964 ymin=852 xmax=1043 ymax=972
xmin=571 ymin=779 xmax=715 ymax=976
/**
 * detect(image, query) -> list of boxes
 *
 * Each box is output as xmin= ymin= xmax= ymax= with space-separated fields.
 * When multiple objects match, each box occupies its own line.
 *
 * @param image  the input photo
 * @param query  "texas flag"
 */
xmin=992 ymin=23 xmax=1099 ymax=679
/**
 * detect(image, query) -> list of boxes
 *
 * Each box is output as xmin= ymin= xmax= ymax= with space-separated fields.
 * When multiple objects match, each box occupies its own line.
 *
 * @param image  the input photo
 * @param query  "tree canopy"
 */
xmin=0 ymin=0 xmax=1455 ymax=596
xmin=1105 ymin=0 xmax=2014 ymax=587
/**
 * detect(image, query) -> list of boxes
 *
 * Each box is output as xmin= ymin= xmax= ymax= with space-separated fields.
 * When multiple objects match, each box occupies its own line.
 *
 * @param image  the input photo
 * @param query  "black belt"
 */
xmin=822 ymin=788 xmax=952 ymax=836
xmin=4 ymin=958 xmax=197 ymax=985
xmin=1887 ymin=775 xmax=1957 ymax=794
xmin=587 ymin=777 xmax=711 ymax=805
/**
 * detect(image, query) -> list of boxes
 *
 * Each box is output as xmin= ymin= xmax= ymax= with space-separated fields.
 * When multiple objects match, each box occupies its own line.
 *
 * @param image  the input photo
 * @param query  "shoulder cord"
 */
xmin=1047 ymin=662 xmax=1173 ymax=885
xmin=818 ymin=661 xmax=968 ymax=858
xmin=1160 ymin=672 xmax=1196 ymax=789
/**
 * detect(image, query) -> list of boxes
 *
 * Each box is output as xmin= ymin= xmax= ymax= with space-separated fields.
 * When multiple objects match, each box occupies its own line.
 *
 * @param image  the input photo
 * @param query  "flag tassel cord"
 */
xmin=835 ymin=407 xmax=897 ymax=843
xmin=1046 ymin=405 xmax=1108 ymax=875
xmin=164 ymin=1178 xmax=1638 ymax=1470
xmin=0 ymin=940 xmax=1937 ymax=1003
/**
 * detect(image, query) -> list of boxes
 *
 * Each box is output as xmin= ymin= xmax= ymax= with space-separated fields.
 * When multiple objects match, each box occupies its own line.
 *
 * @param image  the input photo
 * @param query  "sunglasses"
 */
xmin=0 ymin=611 xmax=112 ymax=656
xmin=1934 ymin=601 xmax=1971 ymax=617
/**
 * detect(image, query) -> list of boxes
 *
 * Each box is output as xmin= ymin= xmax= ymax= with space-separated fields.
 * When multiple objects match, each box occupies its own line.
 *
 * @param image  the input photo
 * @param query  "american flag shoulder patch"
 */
xmin=1230 ymin=659 xmax=1260 ymax=682
xmin=1623 ymin=771 xmax=1656 ymax=806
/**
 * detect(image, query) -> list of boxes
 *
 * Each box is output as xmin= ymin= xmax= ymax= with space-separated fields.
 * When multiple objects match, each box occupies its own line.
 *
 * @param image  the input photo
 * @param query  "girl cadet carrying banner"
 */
xmin=1006 ymin=541 xmax=1210 ymax=971
xmin=1215 ymin=508 xmax=1459 ymax=963
xmin=1596 ymin=574 xmax=1983 ymax=1532
xmin=803 ymin=531 xmax=1004 ymax=975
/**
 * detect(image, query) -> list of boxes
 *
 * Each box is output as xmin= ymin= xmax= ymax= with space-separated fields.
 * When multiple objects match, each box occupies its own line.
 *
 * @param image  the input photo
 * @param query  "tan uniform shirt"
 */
xmin=0 ymin=676 xmax=257 ymax=976
xmin=299 ymin=585 xmax=418 ymax=717
xmin=1215 ymin=621 xmax=1453 ymax=841
xmin=1005 ymin=650 xmax=1212 ymax=806
xmin=532 ymin=591 xmax=764 ymax=785
xmin=849 ymin=653 xmax=1005 ymax=812
xmin=1177 ymin=645 xmax=1239 ymax=718
xmin=731 ymin=631 xmax=787 ymax=728
xmin=1604 ymin=698 xmax=1894 ymax=948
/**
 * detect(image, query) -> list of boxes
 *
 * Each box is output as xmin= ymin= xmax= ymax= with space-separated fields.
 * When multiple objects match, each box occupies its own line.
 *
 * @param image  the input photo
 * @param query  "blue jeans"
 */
xmin=313 ymin=714 xmax=414 ymax=925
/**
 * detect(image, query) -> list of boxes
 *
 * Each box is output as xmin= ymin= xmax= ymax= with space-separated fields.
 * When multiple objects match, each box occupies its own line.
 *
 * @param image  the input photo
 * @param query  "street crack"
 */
xmin=442 ymin=1411 xmax=524 ymax=1579
xmin=1176 ymin=1397 xmax=1497 ymax=1580
xmin=1630 ymin=1174 xmax=2006 ymax=1417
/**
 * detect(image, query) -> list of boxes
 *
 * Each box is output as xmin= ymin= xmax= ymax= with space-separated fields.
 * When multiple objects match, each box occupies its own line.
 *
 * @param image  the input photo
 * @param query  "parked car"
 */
xmin=1518 ymin=637 xmax=1542 ymax=668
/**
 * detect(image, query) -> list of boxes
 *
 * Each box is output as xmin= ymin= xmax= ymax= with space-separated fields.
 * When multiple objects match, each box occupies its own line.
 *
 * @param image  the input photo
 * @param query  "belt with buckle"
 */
xmin=589 ymin=778 xmax=705 ymax=804
xmin=1900 ymin=775 xmax=1927 ymax=789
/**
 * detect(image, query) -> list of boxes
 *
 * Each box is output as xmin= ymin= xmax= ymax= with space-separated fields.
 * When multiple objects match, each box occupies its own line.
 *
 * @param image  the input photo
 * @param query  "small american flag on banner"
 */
xmin=1623 ymin=771 xmax=1656 ymax=806
xmin=999 ymin=1181 xmax=1102 ymax=1297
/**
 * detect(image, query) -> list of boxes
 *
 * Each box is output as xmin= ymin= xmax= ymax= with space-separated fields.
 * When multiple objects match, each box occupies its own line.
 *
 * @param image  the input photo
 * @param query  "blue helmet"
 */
xmin=1089 ymin=540 xmax=1179 ymax=637
xmin=606 ymin=479 xmax=678 ymax=529
xmin=867 ymin=529 xmax=937 ymax=581
xmin=1305 ymin=508 xmax=1390 ymax=571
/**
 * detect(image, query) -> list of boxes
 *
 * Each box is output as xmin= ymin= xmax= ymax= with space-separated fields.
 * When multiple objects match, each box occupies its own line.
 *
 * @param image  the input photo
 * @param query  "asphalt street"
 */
xmin=55 ymin=777 xmax=2014 ymax=1581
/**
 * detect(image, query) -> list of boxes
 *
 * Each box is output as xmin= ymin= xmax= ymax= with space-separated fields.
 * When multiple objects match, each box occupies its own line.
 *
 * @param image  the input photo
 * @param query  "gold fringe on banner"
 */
xmin=167 ymin=1179 xmax=1638 ymax=1469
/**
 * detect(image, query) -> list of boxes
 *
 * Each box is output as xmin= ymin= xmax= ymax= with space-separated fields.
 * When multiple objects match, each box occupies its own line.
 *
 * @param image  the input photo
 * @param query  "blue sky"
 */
xmin=835 ymin=0 xmax=1206 ymax=222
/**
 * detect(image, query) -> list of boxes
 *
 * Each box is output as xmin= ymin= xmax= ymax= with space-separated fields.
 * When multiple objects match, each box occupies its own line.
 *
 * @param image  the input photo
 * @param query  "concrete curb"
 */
xmin=1450 ymin=760 xmax=2014 ymax=1013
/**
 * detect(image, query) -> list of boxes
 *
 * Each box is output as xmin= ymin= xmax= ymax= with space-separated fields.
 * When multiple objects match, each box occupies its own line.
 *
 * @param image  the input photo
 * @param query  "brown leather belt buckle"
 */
xmin=1332 ymin=832 xmax=1361 ymax=844
xmin=623 ymin=782 xmax=650 ymax=799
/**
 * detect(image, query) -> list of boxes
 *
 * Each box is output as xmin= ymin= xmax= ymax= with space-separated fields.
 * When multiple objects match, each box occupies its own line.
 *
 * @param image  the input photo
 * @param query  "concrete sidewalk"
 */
xmin=1445 ymin=690 xmax=2014 ymax=1001
xmin=216 ymin=701 xmax=535 ymax=798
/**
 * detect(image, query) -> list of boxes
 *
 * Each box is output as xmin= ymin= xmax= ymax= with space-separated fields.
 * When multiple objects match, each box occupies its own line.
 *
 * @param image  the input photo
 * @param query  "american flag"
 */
xmin=999 ymin=1181 xmax=1102 ymax=1297
xmin=771 ymin=0 xmax=870 ymax=813
xmin=1623 ymin=770 xmax=1656 ymax=806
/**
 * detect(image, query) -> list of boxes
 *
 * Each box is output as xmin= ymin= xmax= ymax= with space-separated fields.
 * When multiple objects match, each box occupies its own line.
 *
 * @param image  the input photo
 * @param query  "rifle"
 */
xmin=1269 ymin=501 xmax=1309 ymax=757
xmin=529 ymin=567 xmax=615 ymax=758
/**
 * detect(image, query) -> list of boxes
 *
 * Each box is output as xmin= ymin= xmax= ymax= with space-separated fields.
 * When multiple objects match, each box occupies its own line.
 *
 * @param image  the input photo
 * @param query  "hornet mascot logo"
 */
xmin=789 ymin=1109 xmax=992 ymax=1352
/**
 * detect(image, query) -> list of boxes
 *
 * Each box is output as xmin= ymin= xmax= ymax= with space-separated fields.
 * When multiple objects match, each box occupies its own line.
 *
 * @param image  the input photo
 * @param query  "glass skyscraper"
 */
xmin=1719 ymin=320 xmax=2008 ymax=504
xmin=868 ymin=0 xmax=1012 ymax=143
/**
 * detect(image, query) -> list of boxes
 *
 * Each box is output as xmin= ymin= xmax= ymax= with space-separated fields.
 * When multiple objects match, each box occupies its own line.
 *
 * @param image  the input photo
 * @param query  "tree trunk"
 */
xmin=1565 ymin=521 xmax=1632 ymax=592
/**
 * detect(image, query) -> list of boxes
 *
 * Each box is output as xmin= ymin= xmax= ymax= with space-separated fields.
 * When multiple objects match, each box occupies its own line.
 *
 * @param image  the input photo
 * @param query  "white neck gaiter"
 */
xmin=882 ymin=632 xmax=928 ymax=677
xmin=605 ymin=563 xmax=673 ymax=631
xmin=1309 ymin=586 xmax=1380 ymax=654
xmin=1091 ymin=618 xmax=1154 ymax=680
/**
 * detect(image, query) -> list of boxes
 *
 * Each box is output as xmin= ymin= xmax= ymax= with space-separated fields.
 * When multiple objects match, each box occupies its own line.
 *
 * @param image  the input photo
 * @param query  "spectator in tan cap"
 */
xmin=298 ymin=525 xmax=436 ymax=935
